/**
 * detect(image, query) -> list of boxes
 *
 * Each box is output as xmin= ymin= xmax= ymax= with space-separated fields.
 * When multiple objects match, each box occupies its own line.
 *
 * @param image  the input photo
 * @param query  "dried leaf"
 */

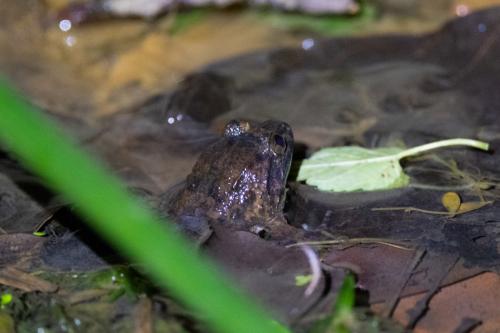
xmin=457 ymin=201 xmax=493 ymax=214
xmin=441 ymin=192 xmax=461 ymax=215
xmin=0 ymin=267 xmax=58 ymax=293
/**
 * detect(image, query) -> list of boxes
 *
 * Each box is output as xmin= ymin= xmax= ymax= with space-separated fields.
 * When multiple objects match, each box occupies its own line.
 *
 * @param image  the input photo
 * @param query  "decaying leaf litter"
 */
xmin=3 ymin=3 xmax=500 ymax=333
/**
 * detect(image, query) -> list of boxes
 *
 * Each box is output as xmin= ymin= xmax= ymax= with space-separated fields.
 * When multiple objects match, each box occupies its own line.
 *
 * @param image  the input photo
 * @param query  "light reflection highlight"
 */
xmin=64 ymin=35 xmax=76 ymax=47
xmin=58 ymin=19 xmax=72 ymax=32
xmin=455 ymin=4 xmax=469 ymax=17
xmin=302 ymin=38 xmax=315 ymax=51
xmin=167 ymin=114 xmax=183 ymax=125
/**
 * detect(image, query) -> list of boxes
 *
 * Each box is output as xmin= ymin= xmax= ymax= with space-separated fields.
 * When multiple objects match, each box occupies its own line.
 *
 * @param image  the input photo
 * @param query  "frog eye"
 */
xmin=271 ymin=134 xmax=287 ymax=154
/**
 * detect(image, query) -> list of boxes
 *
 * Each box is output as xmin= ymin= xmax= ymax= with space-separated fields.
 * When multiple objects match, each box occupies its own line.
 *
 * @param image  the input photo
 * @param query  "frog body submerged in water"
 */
xmin=164 ymin=119 xmax=294 ymax=236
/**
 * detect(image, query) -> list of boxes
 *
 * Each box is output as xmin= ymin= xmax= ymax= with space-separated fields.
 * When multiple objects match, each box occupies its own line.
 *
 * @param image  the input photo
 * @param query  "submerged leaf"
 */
xmin=297 ymin=139 xmax=489 ymax=192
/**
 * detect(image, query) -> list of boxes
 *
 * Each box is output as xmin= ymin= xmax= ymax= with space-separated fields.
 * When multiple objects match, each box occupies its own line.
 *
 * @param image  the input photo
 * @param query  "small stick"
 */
xmin=288 ymin=238 xmax=412 ymax=250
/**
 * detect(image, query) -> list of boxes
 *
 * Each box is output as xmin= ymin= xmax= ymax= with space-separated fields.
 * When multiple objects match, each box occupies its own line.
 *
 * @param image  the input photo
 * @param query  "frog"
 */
xmin=161 ymin=119 xmax=294 ymax=239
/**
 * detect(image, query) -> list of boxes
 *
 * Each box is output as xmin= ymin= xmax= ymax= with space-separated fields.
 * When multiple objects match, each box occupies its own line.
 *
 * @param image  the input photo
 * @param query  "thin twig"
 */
xmin=288 ymin=238 xmax=412 ymax=250
xmin=372 ymin=207 xmax=452 ymax=215
xmin=372 ymin=201 xmax=493 ymax=216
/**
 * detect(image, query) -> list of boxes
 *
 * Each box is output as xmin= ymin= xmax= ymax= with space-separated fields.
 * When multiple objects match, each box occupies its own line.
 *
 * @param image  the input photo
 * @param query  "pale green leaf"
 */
xmin=297 ymin=146 xmax=409 ymax=192
xmin=297 ymin=139 xmax=489 ymax=192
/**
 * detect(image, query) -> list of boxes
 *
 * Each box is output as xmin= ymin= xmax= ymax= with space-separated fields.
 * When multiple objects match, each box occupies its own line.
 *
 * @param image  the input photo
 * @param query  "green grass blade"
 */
xmin=329 ymin=274 xmax=356 ymax=333
xmin=0 ymin=78 xmax=289 ymax=333
xmin=308 ymin=274 xmax=356 ymax=333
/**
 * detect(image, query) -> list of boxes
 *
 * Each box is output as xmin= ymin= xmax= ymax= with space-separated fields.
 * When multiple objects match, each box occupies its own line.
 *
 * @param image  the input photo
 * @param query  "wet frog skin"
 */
xmin=166 ymin=119 xmax=294 ymax=229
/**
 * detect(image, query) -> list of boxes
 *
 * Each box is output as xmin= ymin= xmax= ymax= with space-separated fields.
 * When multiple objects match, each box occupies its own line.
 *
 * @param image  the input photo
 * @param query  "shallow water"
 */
xmin=1 ymin=0 xmax=476 ymax=120
xmin=0 ymin=2 xmax=299 ymax=118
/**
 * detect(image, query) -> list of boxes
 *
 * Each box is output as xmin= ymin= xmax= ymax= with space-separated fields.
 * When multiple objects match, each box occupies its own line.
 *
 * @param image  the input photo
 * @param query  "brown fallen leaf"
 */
xmin=134 ymin=295 xmax=153 ymax=333
xmin=440 ymin=192 xmax=493 ymax=217
xmin=65 ymin=289 xmax=112 ymax=305
xmin=0 ymin=266 xmax=58 ymax=293
xmin=456 ymin=201 xmax=493 ymax=214
xmin=375 ymin=272 xmax=500 ymax=332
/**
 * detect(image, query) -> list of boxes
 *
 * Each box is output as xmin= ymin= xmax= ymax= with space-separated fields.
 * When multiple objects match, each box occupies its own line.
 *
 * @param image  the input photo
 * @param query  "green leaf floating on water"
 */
xmin=297 ymin=139 xmax=489 ymax=192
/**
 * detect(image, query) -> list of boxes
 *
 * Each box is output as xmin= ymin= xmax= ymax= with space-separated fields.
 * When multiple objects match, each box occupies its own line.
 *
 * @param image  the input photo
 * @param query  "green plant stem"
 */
xmin=396 ymin=138 xmax=489 ymax=160
xmin=0 ymin=79 xmax=289 ymax=333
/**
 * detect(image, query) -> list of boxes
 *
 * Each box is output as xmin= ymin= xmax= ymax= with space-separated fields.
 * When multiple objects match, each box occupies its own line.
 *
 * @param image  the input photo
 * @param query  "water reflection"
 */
xmin=167 ymin=114 xmax=184 ymax=125
xmin=58 ymin=19 xmax=72 ymax=32
xmin=301 ymin=38 xmax=315 ymax=50
xmin=455 ymin=4 xmax=470 ymax=17
xmin=64 ymin=35 xmax=77 ymax=47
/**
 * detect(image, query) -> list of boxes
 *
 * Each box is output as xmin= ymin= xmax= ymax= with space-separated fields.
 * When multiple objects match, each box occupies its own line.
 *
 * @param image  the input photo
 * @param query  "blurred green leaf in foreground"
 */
xmin=0 ymin=78 xmax=289 ymax=333
xmin=309 ymin=274 xmax=356 ymax=333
